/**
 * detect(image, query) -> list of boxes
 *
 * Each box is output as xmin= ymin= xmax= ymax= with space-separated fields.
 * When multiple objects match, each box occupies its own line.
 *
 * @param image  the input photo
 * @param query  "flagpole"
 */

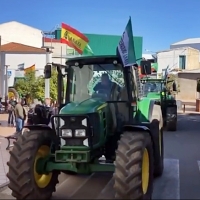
xmin=61 ymin=46 xmax=62 ymax=64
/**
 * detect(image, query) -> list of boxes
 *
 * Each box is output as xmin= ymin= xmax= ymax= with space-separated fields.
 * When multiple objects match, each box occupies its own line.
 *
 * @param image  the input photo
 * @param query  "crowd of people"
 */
xmin=6 ymin=96 xmax=28 ymax=136
xmin=4 ymin=96 xmax=58 ymax=137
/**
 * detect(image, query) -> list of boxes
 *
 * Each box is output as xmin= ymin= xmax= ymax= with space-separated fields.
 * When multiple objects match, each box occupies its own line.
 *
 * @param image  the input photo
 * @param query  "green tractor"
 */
xmin=7 ymin=55 xmax=164 ymax=199
xmin=140 ymin=61 xmax=177 ymax=131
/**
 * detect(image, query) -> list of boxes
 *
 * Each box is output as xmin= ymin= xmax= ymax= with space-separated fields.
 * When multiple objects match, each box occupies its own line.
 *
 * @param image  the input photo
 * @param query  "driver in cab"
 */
xmin=93 ymin=73 xmax=121 ymax=96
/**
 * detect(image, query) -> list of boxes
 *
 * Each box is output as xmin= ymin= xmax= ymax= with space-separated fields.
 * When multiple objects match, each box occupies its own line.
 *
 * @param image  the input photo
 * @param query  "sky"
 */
xmin=1 ymin=0 xmax=200 ymax=53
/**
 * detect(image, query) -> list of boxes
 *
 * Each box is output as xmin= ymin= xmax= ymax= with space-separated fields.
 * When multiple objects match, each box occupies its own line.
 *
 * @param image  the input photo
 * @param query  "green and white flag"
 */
xmin=117 ymin=17 xmax=136 ymax=67
xmin=83 ymin=44 xmax=94 ymax=55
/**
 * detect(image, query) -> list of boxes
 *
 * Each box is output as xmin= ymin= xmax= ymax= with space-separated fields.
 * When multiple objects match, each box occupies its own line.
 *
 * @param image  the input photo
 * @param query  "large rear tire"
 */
xmin=114 ymin=131 xmax=154 ymax=199
xmin=166 ymin=107 xmax=177 ymax=131
xmin=7 ymin=130 xmax=59 ymax=199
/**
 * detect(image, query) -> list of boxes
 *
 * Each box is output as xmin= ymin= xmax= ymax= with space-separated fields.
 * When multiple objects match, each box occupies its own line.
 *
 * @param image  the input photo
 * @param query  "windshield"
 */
xmin=142 ymin=82 xmax=163 ymax=96
xmin=68 ymin=63 xmax=128 ymax=102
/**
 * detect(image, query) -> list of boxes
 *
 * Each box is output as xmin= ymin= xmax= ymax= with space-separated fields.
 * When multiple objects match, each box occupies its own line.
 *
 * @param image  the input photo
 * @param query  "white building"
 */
xmin=170 ymin=38 xmax=200 ymax=51
xmin=0 ymin=42 xmax=46 ymax=98
xmin=157 ymin=47 xmax=200 ymax=74
xmin=0 ymin=21 xmax=77 ymax=98
xmin=0 ymin=21 xmax=74 ymax=65
xmin=0 ymin=21 xmax=43 ymax=48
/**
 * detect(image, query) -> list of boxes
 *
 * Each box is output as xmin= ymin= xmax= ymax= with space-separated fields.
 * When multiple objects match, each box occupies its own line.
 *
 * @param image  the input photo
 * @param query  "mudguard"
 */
xmin=123 ymin=121 xmax=160 ymax=166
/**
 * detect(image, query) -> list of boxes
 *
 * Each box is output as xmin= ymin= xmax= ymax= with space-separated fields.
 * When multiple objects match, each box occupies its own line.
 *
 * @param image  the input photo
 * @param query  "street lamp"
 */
xmin=41 ymin=31 xmax=55 ymax=99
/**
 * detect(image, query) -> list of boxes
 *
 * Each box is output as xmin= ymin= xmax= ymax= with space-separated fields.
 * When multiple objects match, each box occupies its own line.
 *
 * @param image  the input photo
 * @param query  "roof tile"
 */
xmin=1 ymin=42 xmax=46 ymax=53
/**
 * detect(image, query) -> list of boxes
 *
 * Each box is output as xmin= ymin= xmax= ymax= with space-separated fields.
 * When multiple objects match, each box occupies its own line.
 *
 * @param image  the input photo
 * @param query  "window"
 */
xmin=67 ymin=48 xmax=75 ymax=55
xmin=68 ymin=64 xmax=126 ymax=102
xmin=179 ymin=55 xmax=186 ymax=70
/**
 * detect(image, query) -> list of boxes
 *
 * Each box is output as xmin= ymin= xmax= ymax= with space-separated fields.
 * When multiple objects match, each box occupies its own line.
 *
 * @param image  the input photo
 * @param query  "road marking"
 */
xmin=97 ymin=178 xmax=114 ymax=199
xmin=3 ymin=159 xmax=181 ymax=199
xmin=153 ymin=159 xmax=180 ymax=199
xmin=68 ymin=173 xmax=94 ymax=198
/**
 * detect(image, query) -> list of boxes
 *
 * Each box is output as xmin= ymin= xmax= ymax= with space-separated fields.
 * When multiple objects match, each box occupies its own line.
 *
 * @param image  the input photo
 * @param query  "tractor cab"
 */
xmin=44 ymin=56 xmax=139 ymax=149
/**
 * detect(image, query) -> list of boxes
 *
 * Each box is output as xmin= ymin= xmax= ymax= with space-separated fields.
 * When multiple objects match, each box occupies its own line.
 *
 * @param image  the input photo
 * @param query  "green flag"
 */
xmin=151 ymin=63 xmax=158 ymax=71
xmin=117 ymin=17 xmax=136 ymax=66
xmin=83 ymin=44 xmax=94 ymax=55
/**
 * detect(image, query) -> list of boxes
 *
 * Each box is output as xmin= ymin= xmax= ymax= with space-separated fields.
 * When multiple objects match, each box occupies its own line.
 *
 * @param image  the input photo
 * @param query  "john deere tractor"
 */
xmin=7 ymin=55 xmax=164 ymax=199
xmin=140 ymin=61 xmax=177 ymax=131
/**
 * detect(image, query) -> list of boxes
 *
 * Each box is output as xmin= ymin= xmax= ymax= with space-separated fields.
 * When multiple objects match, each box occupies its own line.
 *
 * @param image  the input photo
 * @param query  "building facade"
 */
xmin=177 ymin=70 xmax=200 ymax=100
xmin=54 ymin=30 xmax=143 ymax=60
xmin=170 ymin=38 xmax=200 ymax=51
xmin=157 ymin=47 xmax=200 ymax=73
xmin=0 ymin=21 xmax=43 ymax=48
xmin=0 ymin=42 xmax=46 ymax=98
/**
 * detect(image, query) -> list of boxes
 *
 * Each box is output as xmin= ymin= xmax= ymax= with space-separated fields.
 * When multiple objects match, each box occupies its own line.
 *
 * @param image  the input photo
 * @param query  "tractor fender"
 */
xmin=123 ymin=124 xmax=150 ymax=132
xmin=123 ymin=121 xmax=160 ymax=167
xmin=148 ymin=101 xmax=163 ymax=130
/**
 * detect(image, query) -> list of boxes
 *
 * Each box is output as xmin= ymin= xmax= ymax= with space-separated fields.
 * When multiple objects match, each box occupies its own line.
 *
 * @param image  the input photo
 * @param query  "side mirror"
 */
xmin=44 ymin=65 xmax=51 ymax=79
xmin=172 ymin=82 xmax=177 ymax=91
xmin=140 ymin=61 xmax=151 ymax=75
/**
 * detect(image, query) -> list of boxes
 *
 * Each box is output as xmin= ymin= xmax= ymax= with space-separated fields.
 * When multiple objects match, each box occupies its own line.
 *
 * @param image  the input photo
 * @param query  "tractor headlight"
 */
xmin=61 ymin=129 xmax=72 ymax=137
xmin=75 ymin=129 xmax=86 ymax=137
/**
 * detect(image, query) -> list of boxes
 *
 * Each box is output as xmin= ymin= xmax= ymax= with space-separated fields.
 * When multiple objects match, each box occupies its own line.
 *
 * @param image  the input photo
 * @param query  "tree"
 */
xmin=35 ymin=68 xmax=58 ymax=101
xmin=14 ymin=71 xmax=37 ymax=99
xmin=166 ymin=74 xmax=180 ymax=95
xmin=14 ymin=68 xmax=58 ymax=102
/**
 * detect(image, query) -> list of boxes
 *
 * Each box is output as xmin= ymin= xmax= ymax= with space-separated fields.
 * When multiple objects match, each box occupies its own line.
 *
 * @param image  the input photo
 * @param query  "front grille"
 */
xmin=52 ymin=113 xmax=100 ymax=146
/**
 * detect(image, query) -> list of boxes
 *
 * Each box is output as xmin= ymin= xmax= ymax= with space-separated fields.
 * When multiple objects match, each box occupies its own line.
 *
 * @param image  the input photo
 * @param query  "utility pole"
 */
xmin=0 ymin=36 xmax=2 ymax=99
xmin=41 ymin=31 xmax=54 ymax=99
xmin=4 ymin=65 xmax=9 ymax=105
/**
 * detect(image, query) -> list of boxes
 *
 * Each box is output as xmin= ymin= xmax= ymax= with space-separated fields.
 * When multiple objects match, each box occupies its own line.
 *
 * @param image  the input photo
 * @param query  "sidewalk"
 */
xmin=0 ymin=114 xmax=15 ymax=188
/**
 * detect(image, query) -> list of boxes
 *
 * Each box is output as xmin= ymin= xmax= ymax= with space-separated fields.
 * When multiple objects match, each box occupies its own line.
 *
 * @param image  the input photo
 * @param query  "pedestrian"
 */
xmin=0 ymin=97 xmax=2 ymax=125
xmin=14 ymin=98 xmax=26 ymax=137
xmin=7 ymin=97 xmax=16 ymax=126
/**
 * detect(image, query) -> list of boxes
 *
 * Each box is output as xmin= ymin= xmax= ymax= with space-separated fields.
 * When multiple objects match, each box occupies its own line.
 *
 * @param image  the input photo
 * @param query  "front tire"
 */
xmin=114 ymin=131 xmax=154 ymax=199
xmin=7 ymin=130 xmax=59 ymax=199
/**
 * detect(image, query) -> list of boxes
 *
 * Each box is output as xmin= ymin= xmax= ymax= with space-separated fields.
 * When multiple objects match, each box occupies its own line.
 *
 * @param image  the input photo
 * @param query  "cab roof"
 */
xmin=65 ymin=55 xmax=121 ymax=66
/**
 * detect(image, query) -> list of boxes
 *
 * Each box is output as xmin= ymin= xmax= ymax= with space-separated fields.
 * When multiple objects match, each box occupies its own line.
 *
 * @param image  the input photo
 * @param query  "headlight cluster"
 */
xmin=61 ymin=129 xmax=86 ymax=138
xmin=141 ymin=80 xmax=147 ymax=84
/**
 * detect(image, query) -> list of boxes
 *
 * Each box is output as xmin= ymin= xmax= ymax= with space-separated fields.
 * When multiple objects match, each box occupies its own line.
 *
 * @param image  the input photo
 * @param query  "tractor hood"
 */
xmin=59 ymin=98 xmax=106 ymax=114
xmin=147 ymin=92 xmax=160 ymax=100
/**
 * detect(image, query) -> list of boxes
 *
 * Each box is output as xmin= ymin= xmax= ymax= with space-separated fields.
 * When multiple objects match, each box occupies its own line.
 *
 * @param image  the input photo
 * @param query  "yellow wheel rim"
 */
xmin=142 ymin=148 xmax=149 ymax=194
xmin=34 ymin=145 xmax=52 ymax=188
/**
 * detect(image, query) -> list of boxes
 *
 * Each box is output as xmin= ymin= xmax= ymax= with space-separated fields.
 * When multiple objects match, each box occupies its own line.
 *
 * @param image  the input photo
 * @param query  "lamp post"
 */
xmin=41 ymin=31 xmax=55 ymax=98
xmin=4 ymin=64 xmax=10 ymax=108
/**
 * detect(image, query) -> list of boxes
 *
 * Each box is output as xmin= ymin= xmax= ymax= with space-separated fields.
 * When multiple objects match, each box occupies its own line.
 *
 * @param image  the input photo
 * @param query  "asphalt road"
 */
xmin=1 ymin=113 xmax=200 ymax=199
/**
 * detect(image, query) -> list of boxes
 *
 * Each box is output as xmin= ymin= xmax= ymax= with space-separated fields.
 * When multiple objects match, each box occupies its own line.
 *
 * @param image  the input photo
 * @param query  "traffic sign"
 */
xmin=7 ymin=70 xmax=12 ymax=77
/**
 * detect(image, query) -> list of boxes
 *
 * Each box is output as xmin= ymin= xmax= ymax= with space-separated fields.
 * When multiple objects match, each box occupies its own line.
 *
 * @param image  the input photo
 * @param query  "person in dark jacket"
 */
xmin=7 ymin=97 xmax=16 ymax=126
xmin=14 ymin=99 xmax=25 ymax=136
xmin=93 ymin=74 xmax=121 ymax=98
